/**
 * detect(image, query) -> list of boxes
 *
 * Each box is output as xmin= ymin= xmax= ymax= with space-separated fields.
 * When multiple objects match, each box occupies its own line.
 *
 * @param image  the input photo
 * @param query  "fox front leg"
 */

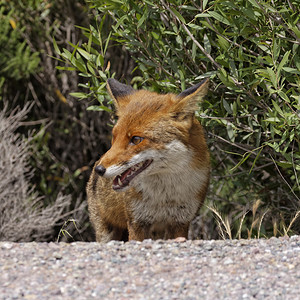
xmin=94 ymin=220 xmax=128 ymax=242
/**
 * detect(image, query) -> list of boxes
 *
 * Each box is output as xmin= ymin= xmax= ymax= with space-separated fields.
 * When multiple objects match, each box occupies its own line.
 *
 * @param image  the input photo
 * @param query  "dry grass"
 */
xmin=0 ymin=104 xmax=75 ymax=242
xmin=207 ymin=200 xmax=300 ymax=240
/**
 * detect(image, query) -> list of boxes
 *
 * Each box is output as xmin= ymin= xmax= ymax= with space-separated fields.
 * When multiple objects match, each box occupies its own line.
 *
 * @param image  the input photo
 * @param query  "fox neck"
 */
xmin=130 ymin=140 xmax=209 ymax=224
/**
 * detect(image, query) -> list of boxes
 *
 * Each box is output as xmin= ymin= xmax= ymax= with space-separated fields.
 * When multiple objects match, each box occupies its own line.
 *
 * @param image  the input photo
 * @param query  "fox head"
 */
xmin=95 ymin=78 xmax=209 ymax=191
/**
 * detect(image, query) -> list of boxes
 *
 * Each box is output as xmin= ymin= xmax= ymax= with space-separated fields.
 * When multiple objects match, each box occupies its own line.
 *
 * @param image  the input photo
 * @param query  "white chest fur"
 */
xmin=130 ymin=140 xmax=209 ymax=224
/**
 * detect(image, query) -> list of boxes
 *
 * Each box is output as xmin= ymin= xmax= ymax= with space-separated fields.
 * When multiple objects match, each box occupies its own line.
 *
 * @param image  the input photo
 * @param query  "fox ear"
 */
xmin=174 ymin=79 xmax=209 ymax=116
xmin=107 ymin=78 xmax=135 ymax=110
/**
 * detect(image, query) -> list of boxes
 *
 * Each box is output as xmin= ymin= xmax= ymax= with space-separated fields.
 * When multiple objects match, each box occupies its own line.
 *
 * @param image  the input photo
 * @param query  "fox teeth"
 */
xmin=118 ymin=177 xmax=122 ymax=186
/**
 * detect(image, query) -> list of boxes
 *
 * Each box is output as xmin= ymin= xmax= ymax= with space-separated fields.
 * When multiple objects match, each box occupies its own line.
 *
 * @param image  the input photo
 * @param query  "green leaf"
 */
xmin=187 ymin=23 xmax=203 ymax=30
xmin=231 ymin=152 xmax=252 ymax=172
xmin=87 ymin=61 xmax=96 ymax=75
xmin=62 ymin=48 xmax=72 ymax=61
xmin=87 ymin=31 xmax=93 ymax=53
xmin=178 ymin=69 xmax=185 ymax=91
xmin=98 ymin=70 xmax=107 ymax=80
xmin=247 ymin=0 xmax=261 ymax=8
xmin=56 ymin=66 xmax=76 ymax=71
xmin=217 ymin=35 xmax=230 ymax=51
xmin=290 ymin=25 xmax=300 ymax=39
xmin=195 ymin=71 xmax=217 ymax=80
xmin=223 ymin=99 xmax=232 ymax=114
xmin=87 ymin=105 xmax=112 ymax=112
xmin=208 ymin=11 xmax=231 ymax=26
xmin=229 ymin=60 xmax=238 ymax=78
xmin=276 ymin=161 xmax=293 ymax=169
xmin=96 ymin=54 xmax=104 ymax=67
xmin=170 ymin=7 xmax=186 ymax=24
xmin=104 ymin=31 xmax=112 ymax=55
xmin=250 ymin=146 xmax=263 ymax=174
xmin=151 ymin=32 xmax=159 ymax=39
xmin=75 ymin=60 xmax=87 ymax=73
xmin=203 ymin=34 xmax=211 ymax=54
xmin=218 ymin=68 xmax=236 ymax=88
xmin=241 ymin=7 xmax=256 ymax=20
xmin=69 ymin=92 xmax=88 ymax=99
xmin=192 ymin=41 xmax=197 ymax=60
xmin=195 ymin=13 xmax=211 ymax=18
xmin=277 ymin=50 xmax=290 ymax=73
xmin=278 ymin=91 xmax=290 ymax=103
xmin=272 ymin=39 xmax=280 ymax=62
xmin=232 ymin=101 xmax=237 ymax=117
xmin=52 ymin=37 xmax=61 ymax=55
xmin=266 ymin=67 xmax=277 ymax=88
xmin=75 ymin=25 xmax=90 ymax=32
xmin=77 ymin=48 xmax=91 ymax=60
xmin=137 ymin=7 xmax=148 ymax=28
xmin=114 ymin=14 xmax=128 ymax=30
xmin=272 ymin=100 xmax=283 ymax=116
xmin=203 ymin=0 xmax=208 ymax=10
xmin=282 ymin=67 xmax=300 ymax=74
xmin=264 ymin=117 xmax=281 ymax=123
xmin=227 ymin=123 xmax=235 ymax=141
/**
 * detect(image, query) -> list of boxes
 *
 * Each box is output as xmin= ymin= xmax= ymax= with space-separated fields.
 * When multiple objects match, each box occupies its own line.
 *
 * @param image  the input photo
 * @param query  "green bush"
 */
xmin=0 ymin=5 xmax=40 ymax=81
xmin=56 ymin=0 xmax=300 ymax=239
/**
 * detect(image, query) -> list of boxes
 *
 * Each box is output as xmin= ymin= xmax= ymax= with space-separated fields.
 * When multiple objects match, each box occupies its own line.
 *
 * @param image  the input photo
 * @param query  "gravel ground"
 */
xmin=1 ymin=236 xmax=300 ymax=300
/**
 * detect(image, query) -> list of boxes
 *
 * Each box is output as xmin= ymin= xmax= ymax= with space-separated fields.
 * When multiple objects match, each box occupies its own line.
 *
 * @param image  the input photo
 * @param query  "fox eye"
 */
xmin=130 ymin=136 xmax=144 ymax=145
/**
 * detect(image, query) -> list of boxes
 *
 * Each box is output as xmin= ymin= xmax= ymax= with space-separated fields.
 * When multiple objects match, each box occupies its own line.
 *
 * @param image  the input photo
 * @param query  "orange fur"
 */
xmin=87 ymin=79 xmax=210 ymax=242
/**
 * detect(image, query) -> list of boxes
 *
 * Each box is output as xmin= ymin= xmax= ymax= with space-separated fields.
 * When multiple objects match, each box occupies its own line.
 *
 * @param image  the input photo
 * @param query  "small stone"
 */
xmin=142 ymin=243 xmax=152 ymax=249
xmin=1 ymin=242 xmax=14 ymax=250
xmin=252 ymin=248 xmax=260 ymax=254
xmin=204 ymin=245 xmax=213 ymax=251
xmin=174 ymin=237 xmax=186 ymax=243
xmin=223 ymin=258 xmax=233 ymax=265
xmin=53 ymin=252 xmax=63 ymax=260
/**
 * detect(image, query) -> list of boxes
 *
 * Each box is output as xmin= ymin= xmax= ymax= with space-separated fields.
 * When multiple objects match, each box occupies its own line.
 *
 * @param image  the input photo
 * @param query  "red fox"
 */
xmin=87 ymin=78 xmax=210 ymax=242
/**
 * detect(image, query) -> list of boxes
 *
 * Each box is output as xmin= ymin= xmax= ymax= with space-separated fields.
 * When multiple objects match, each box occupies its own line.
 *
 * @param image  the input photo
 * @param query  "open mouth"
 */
xmin=112 ymin=159 xmax=153 ymax=191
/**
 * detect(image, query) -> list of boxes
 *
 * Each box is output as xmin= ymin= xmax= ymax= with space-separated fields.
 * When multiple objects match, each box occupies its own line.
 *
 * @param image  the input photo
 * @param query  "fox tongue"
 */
xmin=121 ymin=168 xmax=132 ymax=181
xmin=113 ymin=169 xmax=132 ymax=189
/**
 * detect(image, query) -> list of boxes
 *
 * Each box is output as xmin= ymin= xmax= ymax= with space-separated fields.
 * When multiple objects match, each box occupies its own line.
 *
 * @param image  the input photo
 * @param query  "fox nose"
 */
xmin=95 ymin=165 xmax=106 ymax=176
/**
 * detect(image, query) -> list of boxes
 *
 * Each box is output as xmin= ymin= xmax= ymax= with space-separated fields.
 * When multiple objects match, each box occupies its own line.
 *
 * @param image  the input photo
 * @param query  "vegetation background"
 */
xmin=0 ymin=0 xmax=299 ymax=242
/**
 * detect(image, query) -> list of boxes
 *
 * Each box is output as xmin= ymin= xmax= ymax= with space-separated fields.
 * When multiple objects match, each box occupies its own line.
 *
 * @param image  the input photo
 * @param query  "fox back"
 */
xmin=87 ymin=78 xmax=210 ymax=242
